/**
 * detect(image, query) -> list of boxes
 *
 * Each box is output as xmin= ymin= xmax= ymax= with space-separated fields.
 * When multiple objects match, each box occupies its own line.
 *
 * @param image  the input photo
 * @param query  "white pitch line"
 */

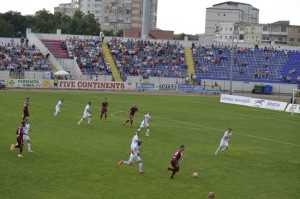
xmin=110 ymin=110 xmax=300 ymax=147
xmin=56 ymin=100 xmax=300 ymax=147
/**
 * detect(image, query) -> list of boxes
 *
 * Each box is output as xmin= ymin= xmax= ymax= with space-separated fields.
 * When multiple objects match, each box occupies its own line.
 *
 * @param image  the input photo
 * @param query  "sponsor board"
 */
xmin=136 ymin=83 xmax=159 ymax=90
xmin=220 ymin=94 xmax=252 ymax=106
xmin=251 ymin=98 xmax=287 ymax=111
xmin=285 ymin=104 xmax=300 ymax=113
xmin=178 ymin=84 xmax=196 ymax=92
xmin=6 ymin=79 xmax=50 ymax=88
xmin=199 ymin=85 xmax=221 ymax=94
xmin=57 ymin=80 xmax=126 ymax=89
xmin=220 ymin=94 xmax=287 ymax=112
xmin=159 ymin=84 xmax=177 ymax=91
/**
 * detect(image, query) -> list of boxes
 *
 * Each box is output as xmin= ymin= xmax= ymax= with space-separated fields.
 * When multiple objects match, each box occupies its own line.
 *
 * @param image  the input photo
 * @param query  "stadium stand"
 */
xmin=42 ymin=40 xmax=69 ymax=59
xmin=62 ymin=37 xmax=111 ymax=76
xmin=107 ymin=38 xmax=188 ymax=81
xmin=0 ymin=41 xmax=52 ymax=78
xmin=192 ymin=43 xmax=300 ymax=84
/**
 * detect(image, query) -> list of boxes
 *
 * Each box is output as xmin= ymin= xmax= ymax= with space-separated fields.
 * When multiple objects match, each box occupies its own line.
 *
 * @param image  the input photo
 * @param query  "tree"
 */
xmin=0 ymin=11 xmax=26 ymax=36
xmin=35 ymin=9 xmax=55 ymax=33
xmin=103 ymin=30 xmax=114 ymax=37
xmin=116 ymin=29 xmax=123 ymax=37
xmin=0 ymin=17 xmax=15 ymax=37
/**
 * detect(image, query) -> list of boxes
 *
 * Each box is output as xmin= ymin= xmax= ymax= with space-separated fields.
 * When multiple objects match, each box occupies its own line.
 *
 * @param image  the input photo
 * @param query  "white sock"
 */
xmin=215 ymin=148 xmax=220 ymax=154
xmin=123 ymin=161 xmax=129 ymax=165
xmin=27 ymin=143 xmax=31 ymax=151
xmin=78 ymin=119 xmax=83 ymax=125
xmin=139 ymin=162 xmax=143 ymax=172
xmin=88 ymin=118 xmax=91 ymax=124
xmin=146 ymin=129 xmax=150 ymax=136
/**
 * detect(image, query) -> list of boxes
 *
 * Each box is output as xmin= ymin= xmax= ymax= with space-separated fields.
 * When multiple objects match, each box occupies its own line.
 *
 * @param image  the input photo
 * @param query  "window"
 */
xmin=297 ymin=38 xmax=300 ymax=42
xmin=230 ymin=27 xmax=232 ymax=31
xmin=263 ymin=26 xmax=268 ymax=31
xmin=256 ymin=36 xmax=260 ymax=40
xmin=290 ymin=38 xmax=294 ymax=42
xmin=257 ymin=28 xmax=260 ymax=32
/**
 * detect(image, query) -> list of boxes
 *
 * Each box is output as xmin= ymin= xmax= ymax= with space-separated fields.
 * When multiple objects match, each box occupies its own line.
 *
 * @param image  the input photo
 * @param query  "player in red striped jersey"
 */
xmin=166 ymin=145 xmax=185 ymax=179
xmin=123 ymin=104 xmax=138 ymax=127
xmin=10 ymin=121 xmax=26 ymax=158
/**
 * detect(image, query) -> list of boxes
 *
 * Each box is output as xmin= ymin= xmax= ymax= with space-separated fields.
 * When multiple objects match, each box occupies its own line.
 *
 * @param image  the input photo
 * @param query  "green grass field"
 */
xmin=1 ymin=90 xmax=299 ymax=199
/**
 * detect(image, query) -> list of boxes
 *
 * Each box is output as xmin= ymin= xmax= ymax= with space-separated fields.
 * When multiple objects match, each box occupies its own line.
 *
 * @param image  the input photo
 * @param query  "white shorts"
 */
xmin=82 ymin=112 xmax=91 ymax=119
xmin=55 ymin=107 xmax=60 ymax=113
xmin=128 ymin=154 xmax=141 ymax=163
xmin=23 ymin=134 xmax=30 ymax=141
xmin=219 ymin=139 xmax=229 ymax=148
xmin=140 ymin=121 xmax=149 ymax=128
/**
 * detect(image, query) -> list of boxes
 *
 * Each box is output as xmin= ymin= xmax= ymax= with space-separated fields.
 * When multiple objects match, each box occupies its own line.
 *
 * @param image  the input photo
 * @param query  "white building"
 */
xmin=205 ymin=1 xmax=259 ymax=41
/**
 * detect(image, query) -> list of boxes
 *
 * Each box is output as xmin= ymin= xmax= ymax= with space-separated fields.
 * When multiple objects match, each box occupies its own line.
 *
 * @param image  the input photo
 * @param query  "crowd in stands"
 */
xmin=0 ymin=38 xmax=52 ymax=76
xmin=62 ymin=36 xmax=111 ymax=76
xmin=192 ymin=42 xmax=300 ymax=84
xmin=107 ymin=38 xmax=187 ymax=80
xmin=2 ymin=34 xmax=299 ymax=85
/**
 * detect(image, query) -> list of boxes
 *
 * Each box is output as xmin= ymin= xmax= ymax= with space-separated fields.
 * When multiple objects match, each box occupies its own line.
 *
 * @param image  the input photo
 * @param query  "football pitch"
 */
xmin=0 ymin=90 xmax=299 ymax=199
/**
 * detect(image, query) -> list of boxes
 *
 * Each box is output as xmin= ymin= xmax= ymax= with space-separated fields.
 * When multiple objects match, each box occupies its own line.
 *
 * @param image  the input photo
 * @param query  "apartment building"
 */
xmin=54 ymin=0 xmax=158 ymax=34
xmin=205 ymin=1 xmax=259 ymax=41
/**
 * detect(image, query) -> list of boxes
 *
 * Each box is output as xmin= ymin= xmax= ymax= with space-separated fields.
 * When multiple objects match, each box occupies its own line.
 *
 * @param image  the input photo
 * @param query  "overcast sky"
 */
xmin=0 ymin=0 xmax=299 ymax=34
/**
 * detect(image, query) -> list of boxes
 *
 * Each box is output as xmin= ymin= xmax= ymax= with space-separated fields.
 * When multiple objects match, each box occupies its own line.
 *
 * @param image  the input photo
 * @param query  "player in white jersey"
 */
xmin=23 ymin=118 xmax=33 ymax=152
xmin=131 ymin=129 xmax=141 ymax=148
xmin=140 ymin=112 xmax=151 ymax=136
xmin=215 ymin=128 xmax=233 ymax=155
xmin=77 ymin=102 xmax=92 ymax=126
xmin=53 ymin=98 xmax=64 ymax=116
xmin=119 ymin=140 xmax=145 ymax=174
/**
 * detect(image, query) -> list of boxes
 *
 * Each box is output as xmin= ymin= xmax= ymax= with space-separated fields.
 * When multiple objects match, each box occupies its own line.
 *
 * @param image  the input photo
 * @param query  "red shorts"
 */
xmin=171 ymin=159 xmax=179 ymax=172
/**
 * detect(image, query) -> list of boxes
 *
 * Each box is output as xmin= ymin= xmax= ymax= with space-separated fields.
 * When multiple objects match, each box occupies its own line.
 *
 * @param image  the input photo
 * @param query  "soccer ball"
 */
xmin=192 ymin=172 xmax=198 ymax=178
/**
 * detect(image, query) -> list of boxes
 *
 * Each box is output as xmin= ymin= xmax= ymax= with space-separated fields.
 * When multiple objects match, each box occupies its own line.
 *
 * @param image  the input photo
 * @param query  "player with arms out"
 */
xmin=77 ymin=102 xmax=92 ymax=127
xmin=53 ymin=98 xmax=64 ymax=117
xmin=119 ymin=140 xmax=145 ymax=174
xmin=140 ymin=112 xmax=151 ymax=137
xmin=100 ymin=98 xmax=108 ymax=120
xmin=215 ymin=128 xmax=233 ymax=155
xmin=11 ymin=121 xmax=25 ymax=158
xmin=22 ymin=97 xmax=30 ymax=121
xmin=23 ymin=118 xmax=33 ymax=153
xmin=123 ymin=104 xmax=138 ymax=128
xmin=166 ymin=145 xmax=185 ymax=179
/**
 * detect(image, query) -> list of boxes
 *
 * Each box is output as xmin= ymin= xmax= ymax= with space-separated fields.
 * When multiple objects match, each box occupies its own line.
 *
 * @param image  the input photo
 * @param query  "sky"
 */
xmin=0 ymin=0 xmax=300 ymax=34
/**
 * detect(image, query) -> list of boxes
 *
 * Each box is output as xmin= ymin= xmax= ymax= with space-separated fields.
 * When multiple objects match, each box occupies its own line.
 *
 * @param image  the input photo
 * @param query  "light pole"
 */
xmin=229 ymin=27 xmax=237 ymax=95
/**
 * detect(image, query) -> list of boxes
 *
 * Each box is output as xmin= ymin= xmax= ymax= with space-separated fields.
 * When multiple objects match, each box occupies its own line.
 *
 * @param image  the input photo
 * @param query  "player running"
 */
xmin=119 ymin=140 xmax=145 ymax=174
xmin=166 ymin=145 xmax=185 ymax=179
xmin=215 ymin=128 xmax=233 ymax=155
xmin=123 ymin=104 xmax=138 ymax=128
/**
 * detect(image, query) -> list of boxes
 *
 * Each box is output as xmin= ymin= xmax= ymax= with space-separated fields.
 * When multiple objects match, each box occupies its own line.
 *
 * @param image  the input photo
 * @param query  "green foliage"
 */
xmin=116 ymin=29 xmax=124 ymax=37
xmin=103 ymin=29 xmax=115 ymax=36
xmin=0 ymin=91 xmax=299 ymax=199
xmin=0 ymin=10 xmax=102 ymax=37
xmin=173 ymin=33 xmax=199 ymax=41
xmin=0 ymin=18 xmax=15 ymax=37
